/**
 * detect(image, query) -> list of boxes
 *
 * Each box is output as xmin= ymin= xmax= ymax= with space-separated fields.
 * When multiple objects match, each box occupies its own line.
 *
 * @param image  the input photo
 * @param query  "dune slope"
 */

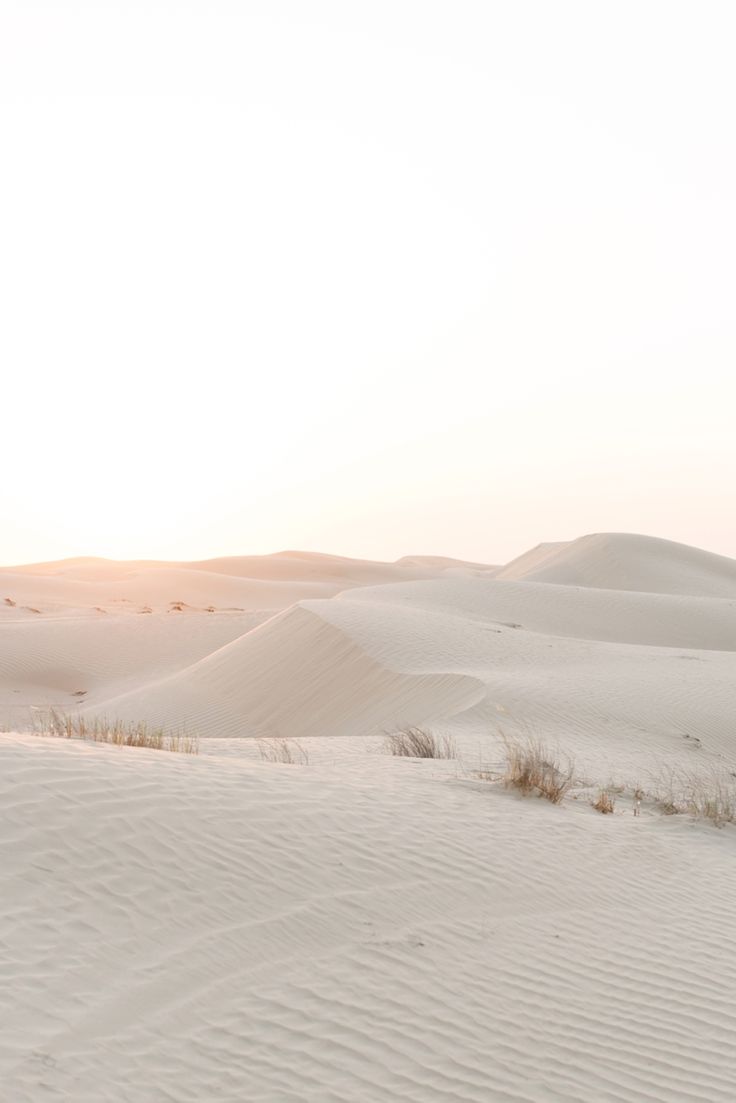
xmin=1 ymin=733 xmax=734 ymax=1103
xmin=88 ymin=604 xmax=486 ymax=739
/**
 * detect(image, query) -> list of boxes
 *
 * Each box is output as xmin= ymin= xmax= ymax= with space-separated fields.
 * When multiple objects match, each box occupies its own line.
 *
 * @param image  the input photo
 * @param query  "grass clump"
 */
xmin=592 ymin=788 xmax=616 ymax=814
xmin=383 ymin=727 xmax=456 ymax=760
xmin=683 ymin=776 xmax=735 ymax=827
xmin=38 ymin=710 xmax=199 ymax=754
xmin=502 ymin=734 xmax=573 ymax=804
xmin=653 ymin=767 xmax=736 ymax=826
xmin=257 ymin=737 xmax=309 ymax=765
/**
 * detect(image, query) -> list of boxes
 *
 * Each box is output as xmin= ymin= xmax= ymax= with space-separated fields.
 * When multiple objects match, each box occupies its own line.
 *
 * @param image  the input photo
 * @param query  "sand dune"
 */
xmin=496 ymin=532 xmax=736 ymax=597
xmin=3 ymin=534 xmax=735 ymax=763
xmin=1 ymin=565 xmax=344 ymax=615
xmin=396 ymin=553 xmax=500 ymax=573
xmin=0 ymin=610 xmax=267 ymax=730
xmin=2 ymin=532 xmax=736 ymax=1100
xmin=7 ymin=549 xmax=448 ymax=586
xmin=302 ymin=587 xmax=736 ymax=769
xmin=86 ymin=604 xmax=486 ymax=739
xmin=341 ymin=575 xmax=736 ymax=650
xmin=0 ymin=549 xmax=465 ymax=621
xmin=190 ymin=550 xmax=446 ymax=585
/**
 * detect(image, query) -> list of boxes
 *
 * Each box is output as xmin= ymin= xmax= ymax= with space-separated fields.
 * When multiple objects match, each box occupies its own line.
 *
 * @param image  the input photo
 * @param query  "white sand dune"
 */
xmin=3 ymin=534 xmax=735 ymax=765
xmin=342 ymin=574 xmax=736 ymax=649
xmin=2 ymin=533 xmax=736 ymax=1100
xmin=0 ymin=565 xmax=342 ymax=616
xmin=0 ymin=610 xmax=267 ymax=728
xmin=302 ymin=585 xmax=736 ymax=771
xmin=1 ymin=732 xmax=735 ymax=1102
xmin=0 ymin=551 xmax=471 ymax=731
xmin=85 ymin=604 xmax=486 ymax=739
xmin=496 ymin=532 xmax=736 ymax=597
xmin=6 ymin=548 xmax=442 ymax=588
xmin=396 ymin=553 xmax=500 ymax=573
xmin=189 ymin=550 xmax=445 ymax=585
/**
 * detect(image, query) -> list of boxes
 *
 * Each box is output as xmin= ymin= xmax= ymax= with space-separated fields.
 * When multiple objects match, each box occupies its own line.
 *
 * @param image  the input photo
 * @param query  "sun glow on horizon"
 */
xmin=2 ymin=2 xmax=735 ymax=566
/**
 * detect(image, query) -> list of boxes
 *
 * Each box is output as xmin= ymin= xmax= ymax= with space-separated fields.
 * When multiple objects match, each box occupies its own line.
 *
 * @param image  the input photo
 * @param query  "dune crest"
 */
xmin=85 ymin=604 xmax=486 ymax=739
xmin=496 ymin=532 xmax=736 ymax=596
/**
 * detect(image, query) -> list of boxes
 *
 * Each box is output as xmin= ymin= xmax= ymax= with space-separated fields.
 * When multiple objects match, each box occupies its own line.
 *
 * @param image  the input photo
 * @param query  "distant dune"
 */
xmin=496 ymin=532 xmax=736 ymax=597
xmin=2 ymin=534 xmax=735 ymax=757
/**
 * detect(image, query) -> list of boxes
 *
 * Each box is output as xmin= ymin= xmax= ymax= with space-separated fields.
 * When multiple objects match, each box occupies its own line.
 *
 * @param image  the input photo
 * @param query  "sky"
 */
xmin=1 ymin=0 xmax=734 ymax=566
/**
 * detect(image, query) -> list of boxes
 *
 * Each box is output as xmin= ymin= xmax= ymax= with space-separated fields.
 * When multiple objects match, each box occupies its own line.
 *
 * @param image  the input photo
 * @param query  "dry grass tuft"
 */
xmin=36 ymin=710 xmax=199 ymax=754
xmin=592 ymin=788 xmax=615 ymax=814
xmin=502 ymin=734 xmax=573 ymax=804
xmin=684 ymin=777 xmax=735 ymax=827
xmin=257 ymin=737 xmax=309 ymax=765
xmin=383 ymin=727 xmax=456 ymax=759
xmin=653 ymin=767 xmax=736 ymax=826
xmin=659 ymin=797 xmax=680 ymax=816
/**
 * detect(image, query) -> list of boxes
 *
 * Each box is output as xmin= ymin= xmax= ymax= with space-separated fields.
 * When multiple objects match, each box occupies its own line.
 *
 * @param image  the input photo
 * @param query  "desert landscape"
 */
xmin=4 ymin=2 xmax=735 ymax=1097
xmin=2 ymin=531 xmax=735 ymax=1101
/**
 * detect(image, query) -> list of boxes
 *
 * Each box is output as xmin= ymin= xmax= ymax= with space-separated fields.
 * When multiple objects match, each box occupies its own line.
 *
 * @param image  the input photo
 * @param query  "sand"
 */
xmin=1 ymin=533 xmax=735 ymax=1100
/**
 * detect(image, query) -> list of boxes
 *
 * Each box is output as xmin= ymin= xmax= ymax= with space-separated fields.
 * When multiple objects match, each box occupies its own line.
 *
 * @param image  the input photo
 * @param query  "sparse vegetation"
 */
xmin=36 ymin=710 xmax=199 ymax=754
xmin=659 ymin=798 xmax=680 ymax=816
xmin=257 ymin=737 xmax=309 ymax=765
xmin=651 ymin=767 xmax=736 ymax=826
xmin=166 ymin=732 xmax=201 ymax=755
xmin=679 ymin=772 xmax=735 ymax=826
xmin=383 ymin=727 xmax=456 ymax=759
xmin=689 ymin=785 xmax=735 ymax=826
xmin=4 ymin=597 xmax=16 ymax=607
xmin=501 ymin=734 xmax=573 ymax=804
xmin=592 ymin=788 xmax=615 ymax=814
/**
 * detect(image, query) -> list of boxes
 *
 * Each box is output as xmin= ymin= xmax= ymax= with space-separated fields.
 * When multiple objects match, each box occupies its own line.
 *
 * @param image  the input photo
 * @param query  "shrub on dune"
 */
xmin=257 ymin=737 xmax=309 ymax=765
xmin=681 ymin=773 xmax=735 ymax=827
xmin=592 ymin=788 xmax=616 ymax=814
xmin=36 ymin=710 xmax=199 ymax=754
xmin=383 ymin=727 xmax=456 ymax=760
xmin=501 ymin=734 xmax=573 ymax=804
xmin=653 ymin=767 xmax=735 ymax=826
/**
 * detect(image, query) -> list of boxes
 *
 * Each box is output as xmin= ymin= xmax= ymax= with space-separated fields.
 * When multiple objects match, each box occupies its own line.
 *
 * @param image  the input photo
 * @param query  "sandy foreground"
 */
xmin=1 ymin=533 xmax=735 ymax=1101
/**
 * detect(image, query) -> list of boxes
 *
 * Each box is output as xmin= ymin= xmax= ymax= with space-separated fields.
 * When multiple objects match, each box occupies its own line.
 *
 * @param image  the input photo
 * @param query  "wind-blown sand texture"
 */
xmin=2 ymin=534 xmax=736 ymax=1100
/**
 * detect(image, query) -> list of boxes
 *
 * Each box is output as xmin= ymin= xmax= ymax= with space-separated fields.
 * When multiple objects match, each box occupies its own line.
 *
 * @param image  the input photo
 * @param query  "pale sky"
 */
xmin=2 ymin=0 xmax=734 ymax=566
